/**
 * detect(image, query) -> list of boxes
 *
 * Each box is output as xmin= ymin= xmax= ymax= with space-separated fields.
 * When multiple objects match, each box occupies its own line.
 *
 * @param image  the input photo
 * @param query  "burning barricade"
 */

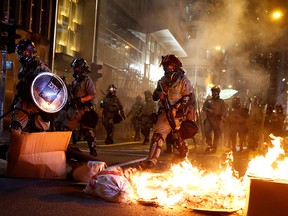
xmin=127 ymin=156 xmax=246 ymax=212
xmin=84 ymin=135 xmax=288 ymax=215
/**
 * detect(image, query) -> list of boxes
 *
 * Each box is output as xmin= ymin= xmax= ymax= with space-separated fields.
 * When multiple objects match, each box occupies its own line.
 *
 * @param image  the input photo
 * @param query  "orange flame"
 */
xmin=127 ymin=135 xmax=288 ymax=211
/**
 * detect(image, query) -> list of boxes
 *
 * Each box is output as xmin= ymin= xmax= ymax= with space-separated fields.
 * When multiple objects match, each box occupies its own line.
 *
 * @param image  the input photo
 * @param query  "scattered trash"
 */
xmin=84 ymin=166 xmax=133 ymax=203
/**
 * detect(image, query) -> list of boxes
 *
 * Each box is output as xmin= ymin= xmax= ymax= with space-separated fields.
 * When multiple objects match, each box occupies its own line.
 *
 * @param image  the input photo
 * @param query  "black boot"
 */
xmin=86 ymin=131 xmax=97 ymax=157
xmin=138 ymin=160 xmax=155 ymax=170
xmin=72 ymin=130 xmax=79 ymax=145
xmin=105 ymin=138 xmax=113 ymax=144
xmin=89 ymin=147 xmax=97 ymax=157
xmin=143 ymin=137 xmax=149 ymax=145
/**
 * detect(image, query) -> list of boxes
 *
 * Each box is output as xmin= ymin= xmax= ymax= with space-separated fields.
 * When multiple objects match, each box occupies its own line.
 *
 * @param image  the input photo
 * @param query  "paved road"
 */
xmin=0 ymin=138 xmax=246 ymax=216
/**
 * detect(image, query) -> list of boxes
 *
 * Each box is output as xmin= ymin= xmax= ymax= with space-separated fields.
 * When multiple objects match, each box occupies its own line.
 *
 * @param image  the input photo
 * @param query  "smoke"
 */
xmin=191 ymin=0 xmax=287 ymax=103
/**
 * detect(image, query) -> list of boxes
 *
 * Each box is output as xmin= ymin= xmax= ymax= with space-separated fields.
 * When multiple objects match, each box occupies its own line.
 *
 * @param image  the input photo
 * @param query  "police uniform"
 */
xmin=202 ymin=87 xmax=227 ymax=152
xmin=139 ymin=54 xmax=194 ymax=169
xmin=64 ymin=58 xmax=98 ymax=157
xmin=139 ymin=91 xmax=157 ymax=145
xmin=101 ymin=85 xmax=125 ymax=144
xmin=127 ymin=96 xmax=143 ymax=141
xmin=11 ymin=39 xmax=52 ymax=132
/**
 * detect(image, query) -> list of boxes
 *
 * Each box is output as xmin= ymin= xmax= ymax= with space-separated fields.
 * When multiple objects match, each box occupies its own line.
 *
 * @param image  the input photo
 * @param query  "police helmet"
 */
xmin=71 ymin=58 xmax=90 ymax=80
xmin=107 ymin=84 xmax=117 ymax=93
xmin=144 ymin=90 xmax=152 ymax=97
xmin=136 ymin=95 xmax=142 ymax=102
xmin=160 ymin=54 xmax=182 ymax=72
xmin=16 ymin=38 xmax=37 ymax=65
xmin=211 ymin=86 xmax=221 ymax=93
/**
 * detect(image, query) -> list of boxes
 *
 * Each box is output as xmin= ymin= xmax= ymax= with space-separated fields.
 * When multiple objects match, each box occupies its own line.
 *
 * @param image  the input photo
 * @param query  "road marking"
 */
xmin=81 ymin=149 xmax=148 ymax=157
xmin=98 ymin=149 xmax=149 ymax=152
xmin=73 ymin=141 xmax=142 ymax=147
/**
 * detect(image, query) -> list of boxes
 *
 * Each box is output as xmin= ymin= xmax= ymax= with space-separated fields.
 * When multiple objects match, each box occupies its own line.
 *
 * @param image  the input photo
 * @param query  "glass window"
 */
xmin=41 ymin=0 xmax=50 ymax=37
xmin=19 ymin=0 xmax=30 ymax=30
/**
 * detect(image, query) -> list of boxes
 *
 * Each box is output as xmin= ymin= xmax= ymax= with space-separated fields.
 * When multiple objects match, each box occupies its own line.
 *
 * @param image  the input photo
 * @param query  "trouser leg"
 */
xmin=139 ymin=133 xmax=164 ymax=169
xmin=165 ymin=132 xmax=174 ymax=153
xmin=204 ymin=119 xmax=213 ymax=151
xmin=104 ymin=119 xmax=114 ymax=144
xmin=84 ymin=129 xmax=97 ymax=157
xmin=72 ymin=129 xmax=79 ymax=144
xmin=147 ymin=133 xmax=164 ymax=165
xmin=141 ymin=127 xmax=150 ymax=145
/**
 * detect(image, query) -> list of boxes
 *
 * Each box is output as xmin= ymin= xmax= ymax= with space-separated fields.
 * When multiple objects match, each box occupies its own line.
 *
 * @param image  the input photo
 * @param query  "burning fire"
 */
xmin=125 ymin=135 xmax=287 ymax=211
xmin=245 ymin=134 xmax=288 ymax=180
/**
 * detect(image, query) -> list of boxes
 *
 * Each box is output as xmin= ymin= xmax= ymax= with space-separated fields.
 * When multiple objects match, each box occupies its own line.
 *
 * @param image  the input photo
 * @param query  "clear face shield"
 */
xmin=107 ymin=86 xmax=116 ymax=95
xmin=212 ymin=91 xmax=220 ymax=99
xmin=17 ymin=48 xmax=37 ymax=66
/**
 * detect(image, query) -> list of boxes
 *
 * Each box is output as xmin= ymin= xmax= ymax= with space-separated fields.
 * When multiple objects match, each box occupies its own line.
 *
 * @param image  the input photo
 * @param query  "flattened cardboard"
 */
xmin=8 ymin=151 xmax=67 ymax=179
xmin=9 ymin=131 xmax=71 ymax=154
xmin=7 ymin=131 xmax=72 ymax=179
xmin=245 ymin=178 xmax=288 ymax=216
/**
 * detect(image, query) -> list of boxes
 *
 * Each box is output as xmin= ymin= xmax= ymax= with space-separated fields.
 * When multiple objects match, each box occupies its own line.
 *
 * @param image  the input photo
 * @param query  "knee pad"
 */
xmin=148 ymin=133 xmax=164 ymax=164
xmin=151 ymin=133 xmax=163 ymax=144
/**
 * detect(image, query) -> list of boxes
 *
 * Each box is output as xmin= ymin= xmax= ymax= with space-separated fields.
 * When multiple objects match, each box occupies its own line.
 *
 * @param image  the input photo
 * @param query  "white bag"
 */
xmin=84 ymin=166 xmax=133 ymax=203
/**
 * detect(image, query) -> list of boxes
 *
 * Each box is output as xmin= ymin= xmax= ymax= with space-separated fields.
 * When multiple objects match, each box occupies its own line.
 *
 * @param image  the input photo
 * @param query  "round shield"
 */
xmin=31 ymin=72 xmax=68 ymax=113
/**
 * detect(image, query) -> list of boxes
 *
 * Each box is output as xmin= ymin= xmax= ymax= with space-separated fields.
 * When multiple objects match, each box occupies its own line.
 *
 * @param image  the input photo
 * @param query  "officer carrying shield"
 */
xmin=10 ymin=38 xmax=53 ymax=132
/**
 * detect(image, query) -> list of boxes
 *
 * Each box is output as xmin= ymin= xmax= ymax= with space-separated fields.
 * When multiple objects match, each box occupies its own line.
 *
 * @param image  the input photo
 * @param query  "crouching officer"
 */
xmin=10 ymin=38 xmax=54 ymax=132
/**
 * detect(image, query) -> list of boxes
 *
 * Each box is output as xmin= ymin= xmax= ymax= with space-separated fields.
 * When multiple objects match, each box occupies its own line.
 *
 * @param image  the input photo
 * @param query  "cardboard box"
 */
xmin=245 ymin=178 xmax=288 ymax=216
xmin=8 ymin=131 xmax=71 ymax=154
xmin=7 ymin=131 xmax=72 ymax=179
xmin=8 ymin=151 xmax=67 ymax=179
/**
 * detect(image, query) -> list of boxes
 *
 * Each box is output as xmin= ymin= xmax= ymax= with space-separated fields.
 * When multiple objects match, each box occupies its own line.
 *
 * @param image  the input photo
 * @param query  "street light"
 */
xmin=271 ymin=10 xmax=284 ymax=21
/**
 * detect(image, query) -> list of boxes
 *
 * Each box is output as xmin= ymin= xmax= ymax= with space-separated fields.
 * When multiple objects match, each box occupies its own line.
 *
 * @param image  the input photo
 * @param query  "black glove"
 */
xmin=71 ymin=97 xmax=82 ymax=108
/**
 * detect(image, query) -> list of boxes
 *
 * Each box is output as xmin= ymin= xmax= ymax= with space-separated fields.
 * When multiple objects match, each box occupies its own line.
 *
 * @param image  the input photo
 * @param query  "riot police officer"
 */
xmin=227 ymin=96 xmax=248 ymax=152
xmin=10 ymin=38 xmax=53 ymax=132
xmin=138 ymin=90 xmax=157 ymax=145
xmin=64 ymin=58 xmax=98 ymax=156
xmin=127 ymin=95 xmax=143 ymax=141
xmin=100 ymin=84 xmax=125 ymax=144
xmin=139 ymin=54 xmax=195 ymax=169
xmin=202 ymin=86 xmax=227 ymax=153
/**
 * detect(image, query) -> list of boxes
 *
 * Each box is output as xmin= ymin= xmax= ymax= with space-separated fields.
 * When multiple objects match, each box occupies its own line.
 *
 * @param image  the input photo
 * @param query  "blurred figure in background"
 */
xmin=272 ymin=104 xmax=286 ymax=137
xmin=100 ymin=84 xmax=125 ymax=144
xmin=226 ymin=96 xmax=248 ymax=152
xmin=127 ymin=95 xmax=143 ymax=141
xmin=263 ymin=104 xmax=274 ymax=144
xmin=138 ymin=90 xmax=157 ymax=145
xmin=202 ymin=86 xmax=227 ymax=153
xmin=247 ymin=96 xmax=263 ymax=151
